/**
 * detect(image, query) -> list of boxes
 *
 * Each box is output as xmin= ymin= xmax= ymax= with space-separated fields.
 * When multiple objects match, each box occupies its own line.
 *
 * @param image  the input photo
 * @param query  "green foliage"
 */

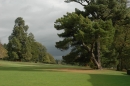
xmin=7 ymin=17 xmax=29 ymax=61
xmin=55 ymin=0 xmax=130 ymax=69
xmin=43 ymin=52 xmax=51 ymax=63
xmin=7 ymin=17 xmax=55 ymax=63
xmin=47 ymin=53 xmax=56 ymax=64
xmin=55 ymin=11 xmax=115 ymax=69
xmin=102 ymin=49 xmax=118 ymax=68
xmin=0 ymin=42 xmax=8 ymax=59
xmin=30 ymin=42 xmax=46 ymax=62
xmin=11 ymin=51 xmax=19 ymax=59
xmin=43 ymin=53 xmax=56 ymax=64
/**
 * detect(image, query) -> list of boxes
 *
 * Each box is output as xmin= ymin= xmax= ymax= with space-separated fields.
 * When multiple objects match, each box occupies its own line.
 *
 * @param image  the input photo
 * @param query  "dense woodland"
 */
xmin=0 ymin=17 xmax=56 ymax=64
xmin=54 ymin=0 xmax=130 ymax=70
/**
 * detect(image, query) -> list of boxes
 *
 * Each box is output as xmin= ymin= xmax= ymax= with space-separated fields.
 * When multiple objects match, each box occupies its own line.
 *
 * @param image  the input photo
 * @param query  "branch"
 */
xmin=65 ymin=0 xmax=89 ymax=6
xmin=74 ymin=1 xmax=86 ymax=6
xmin=82 ymin=42 xmax=90 ymax=52
xmin=90 ymin=42 xmax=95 ymax=53
xmin=74 ymin=0 xmax=89 ymax=6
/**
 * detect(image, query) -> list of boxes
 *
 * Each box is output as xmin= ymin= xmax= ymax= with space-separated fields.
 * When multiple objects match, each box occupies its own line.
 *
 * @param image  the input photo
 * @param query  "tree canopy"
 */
xmin=7 ymin=17 xmax=56 ymax=63
xmin=55 ymin=0 xmax=130 ymax=70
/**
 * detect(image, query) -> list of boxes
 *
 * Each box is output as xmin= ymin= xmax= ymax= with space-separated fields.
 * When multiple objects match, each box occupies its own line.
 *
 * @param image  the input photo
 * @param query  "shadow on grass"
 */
xmin=0 ymin=66 xmax=58 ymax=72
xmin=0 ymin=65 xmax=92 ymax=72
xmin=88 ymin=74 xmax=130 ymax=86
xmin=1 ymin=65 xmax=130 ymax=86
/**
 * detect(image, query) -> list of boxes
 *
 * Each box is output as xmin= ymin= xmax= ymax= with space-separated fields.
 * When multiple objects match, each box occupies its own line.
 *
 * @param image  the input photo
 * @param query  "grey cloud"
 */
xmin=0 ymin=0 xmax=83 ymax=59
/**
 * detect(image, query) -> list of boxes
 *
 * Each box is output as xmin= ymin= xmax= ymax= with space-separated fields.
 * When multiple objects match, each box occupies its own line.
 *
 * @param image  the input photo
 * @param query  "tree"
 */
xmin=55 ymin=12 xmax=115 ymax=69
xmin=47 ymin=53 xmax=56 ymax=64
xmin=7 ymin=17 xmax=56 ymax=63
xmin=32 ymin=42 xmax=47 ymax=62
xmin=43 ymin=52 xmax=51 ymax=63
xmin=54 ymin=0 xmax=130 ymax=69
xmin=0 ymin=42 xmax=8 ymax=59
xmin=114 ymin=17 xmax=130 ymax=70
xmin=7 ymin=17 xmax=30 ymax=61
xmin=70 ymin=0 xmax=130 ymax=70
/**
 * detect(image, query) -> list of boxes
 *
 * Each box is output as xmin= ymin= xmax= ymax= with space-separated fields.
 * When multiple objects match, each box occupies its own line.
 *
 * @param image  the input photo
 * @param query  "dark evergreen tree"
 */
xmin=55 ymin=13 xmax=114 ymax=69
xmin=54 ymin=0 xmax=130 ymax=69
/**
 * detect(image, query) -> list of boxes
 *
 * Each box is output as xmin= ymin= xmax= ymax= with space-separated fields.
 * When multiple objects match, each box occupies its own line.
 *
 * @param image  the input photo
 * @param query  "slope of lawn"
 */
xmin=0 ymin=60 xmax=130 ymax=86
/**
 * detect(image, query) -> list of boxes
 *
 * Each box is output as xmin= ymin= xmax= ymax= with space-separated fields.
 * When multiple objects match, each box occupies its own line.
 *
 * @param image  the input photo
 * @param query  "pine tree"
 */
xmin=55 ymin=13 xmax=115 ymax=69
xmin=54 ymin=0 xmax=130 ymax=69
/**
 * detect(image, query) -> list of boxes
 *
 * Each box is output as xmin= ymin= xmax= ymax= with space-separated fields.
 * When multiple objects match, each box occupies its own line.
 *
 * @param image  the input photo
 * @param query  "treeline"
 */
xmin=55 ymin=0 xmax=130 ymax=70
xmin=0 ymin=17 xmax=55 ymax=64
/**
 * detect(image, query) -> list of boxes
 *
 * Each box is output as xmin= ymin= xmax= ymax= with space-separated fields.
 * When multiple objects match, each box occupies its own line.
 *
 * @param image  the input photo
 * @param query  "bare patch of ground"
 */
xmin=45 ymin=68 xmax=108 ymax=74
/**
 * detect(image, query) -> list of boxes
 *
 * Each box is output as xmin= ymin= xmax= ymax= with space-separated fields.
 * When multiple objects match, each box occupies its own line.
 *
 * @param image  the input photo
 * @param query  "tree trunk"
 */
xmin=91 ymin=50 xmax=102 ymax=69
xmin=95 ymin=41 xmax=102 ymax=69
xmin=117 ymin=51 xmax=123 ymax=71
xmin=82 ymin=42 xmax=102 ymax=69
xmin=94 ymin=35 xmax=102 ymax=69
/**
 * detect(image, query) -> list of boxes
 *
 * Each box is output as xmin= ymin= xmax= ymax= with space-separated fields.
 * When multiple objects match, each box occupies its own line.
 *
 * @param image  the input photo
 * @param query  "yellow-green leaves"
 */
xmin=0 ymin=43 xmax=8 ymax=59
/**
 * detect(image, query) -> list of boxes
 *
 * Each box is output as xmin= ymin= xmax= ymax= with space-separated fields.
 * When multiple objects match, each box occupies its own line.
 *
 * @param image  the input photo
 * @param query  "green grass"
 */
xmin=0 ymin=60 xmax=130 ymax=86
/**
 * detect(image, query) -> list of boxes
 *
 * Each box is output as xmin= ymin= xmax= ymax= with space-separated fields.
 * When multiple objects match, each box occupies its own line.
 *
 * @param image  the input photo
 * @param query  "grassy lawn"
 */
xmin=0 ymin=60 xmax=130 ymax=86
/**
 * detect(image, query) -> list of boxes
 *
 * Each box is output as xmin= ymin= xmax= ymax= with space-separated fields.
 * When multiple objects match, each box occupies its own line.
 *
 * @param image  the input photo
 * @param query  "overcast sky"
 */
xmin=0 ymin=0 xmax=83 ymax=59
